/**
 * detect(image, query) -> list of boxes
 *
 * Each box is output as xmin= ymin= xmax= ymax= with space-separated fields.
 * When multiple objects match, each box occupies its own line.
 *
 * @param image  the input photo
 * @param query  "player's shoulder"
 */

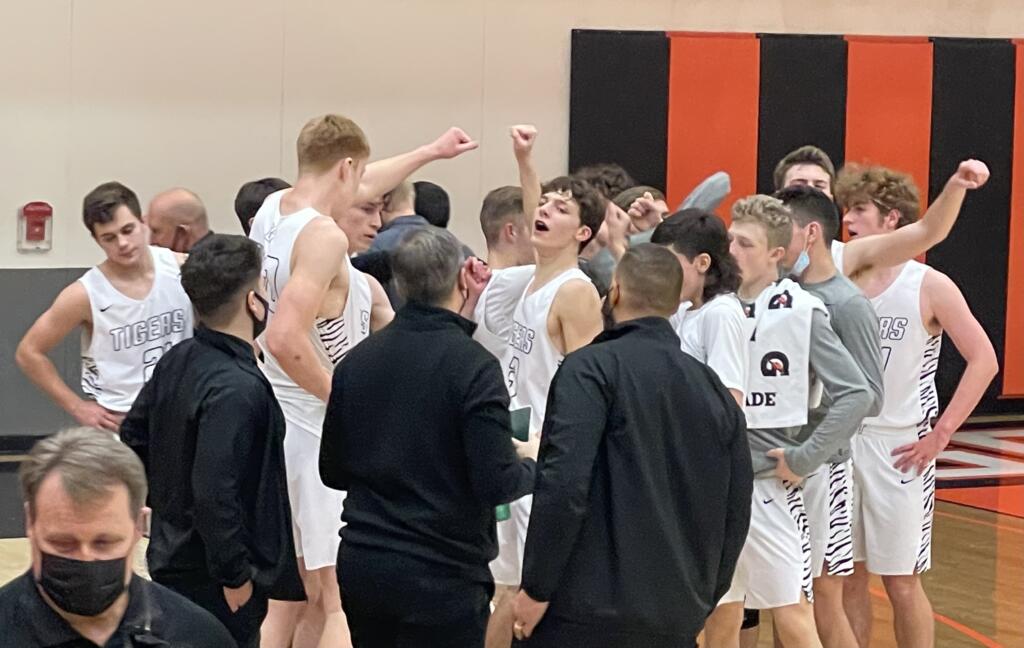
xmin=552 ymin=274 xmax=600 ymax=306
xmin=703 ymin=293 xmax=745 ymax=319
xmin=920 ymin=264 xmax=962 ymax=296
xmin=295 ymin=217 xmax=348 ymax=256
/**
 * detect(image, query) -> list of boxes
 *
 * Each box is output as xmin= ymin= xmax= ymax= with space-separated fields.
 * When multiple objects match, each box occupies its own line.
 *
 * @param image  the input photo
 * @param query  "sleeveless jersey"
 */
xmin=864 ymin=261 xmax=940 ymax=430
xmin=473 ymin=265 xmax=535 ymax=359
xmin=251 ymin=191 xmax=373 ymax=426
xmin=503 ymin=268 xmax=591 ymax=433
xmin=79 ymin=246 xmax=193 ymax=412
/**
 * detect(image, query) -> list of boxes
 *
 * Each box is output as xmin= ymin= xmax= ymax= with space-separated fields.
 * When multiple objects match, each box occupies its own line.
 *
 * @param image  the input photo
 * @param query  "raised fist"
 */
xmin=430 ymin=127 xmax=479 ymax=160
xmin=949 ymin=159 xmax=990 ymax=190
xmin=510 ymin=125 xmax=538 ymax=157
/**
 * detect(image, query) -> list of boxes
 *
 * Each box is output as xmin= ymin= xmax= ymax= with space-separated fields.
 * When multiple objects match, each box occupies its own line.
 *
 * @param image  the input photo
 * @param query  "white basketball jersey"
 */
xmin=79 ymin=246 xmax=193 ymax=412
xmin=473 ymin=265 xmax=535 ymax=359
xmin=864 ymin=261 xmax=941 ymax=430
xmin=504 ymin=268 xmax=590 ymax=433
xmin=251 ymin=191 xmax=373 ymax=427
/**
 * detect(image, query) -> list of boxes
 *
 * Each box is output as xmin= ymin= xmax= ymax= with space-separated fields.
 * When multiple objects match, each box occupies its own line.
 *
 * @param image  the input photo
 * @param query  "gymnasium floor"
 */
xmin=1 ymin=430 xmax=1021 ymax=647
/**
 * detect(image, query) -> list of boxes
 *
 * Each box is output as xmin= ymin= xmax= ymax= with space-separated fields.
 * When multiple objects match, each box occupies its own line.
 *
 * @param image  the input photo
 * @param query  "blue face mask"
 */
xmin=790 ymin=249 xmax=811 ymax=277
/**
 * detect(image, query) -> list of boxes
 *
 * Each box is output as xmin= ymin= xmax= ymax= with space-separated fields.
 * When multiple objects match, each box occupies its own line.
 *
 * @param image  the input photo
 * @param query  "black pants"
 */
xmin=338 ymin=546 xmax=492 ymax=648
xmin=161 ymin=579 xmax=267 ymax=648
xmin=513 ymin=616 xmax=694 ymax=648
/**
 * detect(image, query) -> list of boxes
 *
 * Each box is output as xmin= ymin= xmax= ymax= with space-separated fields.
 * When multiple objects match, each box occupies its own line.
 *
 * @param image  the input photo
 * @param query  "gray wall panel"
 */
xmin=0 ymin=268 xmax=88 ymax=438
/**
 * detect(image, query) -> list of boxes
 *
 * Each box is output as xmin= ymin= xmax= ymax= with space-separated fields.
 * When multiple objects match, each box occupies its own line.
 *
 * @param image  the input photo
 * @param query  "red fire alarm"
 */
xmin=18 ymin=201 xmax=53 ymax=252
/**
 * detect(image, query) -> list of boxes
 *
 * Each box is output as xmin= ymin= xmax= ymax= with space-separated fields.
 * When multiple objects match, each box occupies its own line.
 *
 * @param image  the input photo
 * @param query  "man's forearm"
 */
xmin=916 ymin=180 xmax=967 ymax=247
xmin=933 ymin=357 xmax=998 ymax=444
xmin=269 ymin=336 xmax=331 ymax=401
xmin=517 ymin=152 xmax=541 ymax=222
xmin=358 ymin=146 xmax=436 ymax=203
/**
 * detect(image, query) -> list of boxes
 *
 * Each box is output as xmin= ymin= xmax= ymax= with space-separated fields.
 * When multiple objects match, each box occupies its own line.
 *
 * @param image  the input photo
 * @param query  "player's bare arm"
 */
xmin=264 ymin=218 xmax=349 ymax=402
xmin=549 ymin=279 xmax=603 ymax=355
xmin=892 ymin=270 xmax=998 ymax=474
xmin=843 ymin=160 xmax=989 ymax=279
xmin=356 ymin=127 xmax=479 ymax=203
xmin=366 ymin=274 xmax=395 ymax=332
xmin=15 ymin=283 xmax=122 ymax=431
xmin=511 ymin=125 xmax=541 ymax=225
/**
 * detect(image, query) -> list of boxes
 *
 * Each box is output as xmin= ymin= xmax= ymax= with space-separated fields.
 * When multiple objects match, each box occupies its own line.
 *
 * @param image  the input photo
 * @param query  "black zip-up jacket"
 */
xmin=319 ymin=302 xmax=536 ymax=582
xmin=121 ymin=326 xmax=304 ymax=601
xmin=521 ymin=317 xmax=752 ymax=639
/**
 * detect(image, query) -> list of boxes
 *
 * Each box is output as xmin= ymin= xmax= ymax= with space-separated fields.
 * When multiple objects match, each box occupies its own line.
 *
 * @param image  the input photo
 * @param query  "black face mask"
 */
xmin=37 ymin=550 xmax=128 ymax=616
xmin=249 ymin=292 xmax=270 ymax=339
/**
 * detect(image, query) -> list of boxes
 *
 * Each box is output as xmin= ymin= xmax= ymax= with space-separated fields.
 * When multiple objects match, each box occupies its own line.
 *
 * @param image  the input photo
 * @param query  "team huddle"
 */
xmin=14 ymin=112 xmax=997 ymax=648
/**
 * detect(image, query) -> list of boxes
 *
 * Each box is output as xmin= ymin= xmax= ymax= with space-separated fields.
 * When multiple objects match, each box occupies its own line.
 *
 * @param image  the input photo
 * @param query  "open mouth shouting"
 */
xmin=534 ymin=219 xmax=550 ymax=233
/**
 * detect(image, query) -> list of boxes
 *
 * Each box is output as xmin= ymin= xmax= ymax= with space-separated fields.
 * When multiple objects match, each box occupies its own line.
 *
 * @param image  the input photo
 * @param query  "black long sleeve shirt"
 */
xmin=521 ymin=317 xmax=752 ymax=639
xmin=320 ymin=302 xmax=536 ymax=582
xmin=121 ymin=326 xmax=304 ymax=601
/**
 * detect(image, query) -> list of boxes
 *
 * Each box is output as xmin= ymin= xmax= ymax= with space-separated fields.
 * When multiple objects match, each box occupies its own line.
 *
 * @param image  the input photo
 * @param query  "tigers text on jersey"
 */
xmin=79 ymin=246 xmax=193 ymax=412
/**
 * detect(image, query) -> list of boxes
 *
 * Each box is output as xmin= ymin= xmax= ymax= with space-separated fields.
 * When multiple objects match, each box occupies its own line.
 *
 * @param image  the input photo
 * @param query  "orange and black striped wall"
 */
xmin=569 ymin=30 xmax=1024 ymax=418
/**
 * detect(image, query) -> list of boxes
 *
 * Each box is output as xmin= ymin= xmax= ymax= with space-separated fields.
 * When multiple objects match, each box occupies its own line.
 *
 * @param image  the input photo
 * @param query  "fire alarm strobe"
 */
xmin=18 ymin=201 xmax=53 ymax=252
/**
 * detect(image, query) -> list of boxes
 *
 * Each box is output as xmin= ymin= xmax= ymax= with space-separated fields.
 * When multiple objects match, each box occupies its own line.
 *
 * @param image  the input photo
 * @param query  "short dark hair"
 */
xmin=392 ymin=226 xmax=464 ymax=306
xmin=181 ymin=234 xmax=263 ymax=324
xmin=651 ymin=209 xmax=741 ymax=303
xmin=235 ymin=178 xmax=291 ymax=235
xmin=774 ymin=185 xmax=841 ymax=245
xmin=573 ymin=163 xmax=637 ymax=200
xmin=773 ymin=145 xmax=836 ymax=192
xmin=480 ymin=185 xmax=524 ymax=247
xmin=614 ymin=243 xmax=683 ymax=316
xmin=413 ymin=181 xmax=451 ymax=228
xmin=612 ymin=185 xmax=665 ymax=213
xmin=542 ymin=175 xmax=606 ymax=252
xmin=82 ymin=182 xmax=142 ymax=235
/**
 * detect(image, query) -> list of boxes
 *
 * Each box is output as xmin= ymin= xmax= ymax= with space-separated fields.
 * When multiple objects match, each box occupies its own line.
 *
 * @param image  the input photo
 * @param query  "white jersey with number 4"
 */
xmin=503 ymin=267 xmax=591 ymax=433
xmin=864 ymin=261 xmax=940 ymax=430
xmin=251 ymin=190 xmax=372 ymax=433
xmin=79 ymin=246 xmax=193 ymax=413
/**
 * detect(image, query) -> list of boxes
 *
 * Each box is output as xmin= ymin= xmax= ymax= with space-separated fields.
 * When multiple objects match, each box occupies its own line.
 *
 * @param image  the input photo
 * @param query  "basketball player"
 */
xmin=16 ymin=182 xmax=192 ymax=432
xmin=650 ymin=209 xmax=746 ymax=406
xmin=834 ymin=165 xmax=998 ymax=648
xmin=251 ymin=117 xmax=477 ymax=648
xmin=774 ymin=145 xmax=836 ymax=198
xmin=774 ymin=185 xmax=884 ymax=648
xmin=472 ymin=185 xmax=536 ymax=358
xmin=712 ymin=195 xmax=873 ymax=648
xmin=486 ymin=125 xmax=605 ymax=648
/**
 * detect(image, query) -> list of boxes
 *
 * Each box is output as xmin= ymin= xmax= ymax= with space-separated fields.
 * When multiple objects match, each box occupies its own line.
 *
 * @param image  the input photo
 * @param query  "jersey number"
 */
xmin=143 ymin=343 xmax=173 ymax=381
xmin=881 ymin=346 xmax=893 ymax=372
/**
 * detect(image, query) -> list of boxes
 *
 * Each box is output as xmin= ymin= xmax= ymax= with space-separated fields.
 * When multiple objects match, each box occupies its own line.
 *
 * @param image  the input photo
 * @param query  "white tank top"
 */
xmin=252 ymin=192 xmax=373 ymax=421
xmin=864 ymin=261 xmax=941 ymax=430
xmin=79 ymin=246 xmax=193 ymax=412
xmin=503 ymin=268 xmax=591 ymax=433
xmin=473 ymin=265 xmax=536 ymax=359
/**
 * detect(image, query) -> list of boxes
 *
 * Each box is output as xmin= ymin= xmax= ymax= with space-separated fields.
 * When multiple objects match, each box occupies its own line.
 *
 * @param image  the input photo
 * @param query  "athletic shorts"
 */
xmin=851 ymin=425 xmax=935 ymax=575
xmin=803 ymin=460 xmax=854 ymax=578
xmin=728 ymin=478 xmax=813 ymax=610
xmin=490 ymin=495 xmax=532 ymax=586
xmin=281 ymin=399 xmax=345 ymax=571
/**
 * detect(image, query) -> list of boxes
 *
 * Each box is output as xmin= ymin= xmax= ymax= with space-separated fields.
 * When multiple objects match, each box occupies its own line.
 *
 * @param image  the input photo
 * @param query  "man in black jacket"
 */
xmin=320 ymin=226 xmax=538 ymax=648
xmin=512 ymin=244 xmax=753 ymax=647
xmin=121 ymin=234 xmax=304 ymax=648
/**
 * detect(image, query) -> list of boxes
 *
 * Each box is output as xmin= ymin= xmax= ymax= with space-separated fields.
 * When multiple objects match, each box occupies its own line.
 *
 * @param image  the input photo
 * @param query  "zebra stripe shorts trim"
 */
xmin=804 ymin=460 xmax=855 ymax=578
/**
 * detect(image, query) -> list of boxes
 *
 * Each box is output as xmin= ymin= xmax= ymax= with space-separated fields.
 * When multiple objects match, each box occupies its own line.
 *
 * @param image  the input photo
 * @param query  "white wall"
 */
xmin=3 ymin=0 xmax=1023 ymax=268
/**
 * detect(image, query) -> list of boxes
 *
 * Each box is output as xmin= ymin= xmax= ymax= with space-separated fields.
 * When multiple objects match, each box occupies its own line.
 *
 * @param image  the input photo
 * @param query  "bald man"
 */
xmin=148 ymin=188 xmax=212 ymax=252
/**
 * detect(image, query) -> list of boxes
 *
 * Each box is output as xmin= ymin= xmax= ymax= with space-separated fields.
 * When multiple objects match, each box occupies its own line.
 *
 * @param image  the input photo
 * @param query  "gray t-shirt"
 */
xmin=799 ymin=273 xmax=884 ymax=463
xmin=746 ymin=308 xmax=873 ymax=478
